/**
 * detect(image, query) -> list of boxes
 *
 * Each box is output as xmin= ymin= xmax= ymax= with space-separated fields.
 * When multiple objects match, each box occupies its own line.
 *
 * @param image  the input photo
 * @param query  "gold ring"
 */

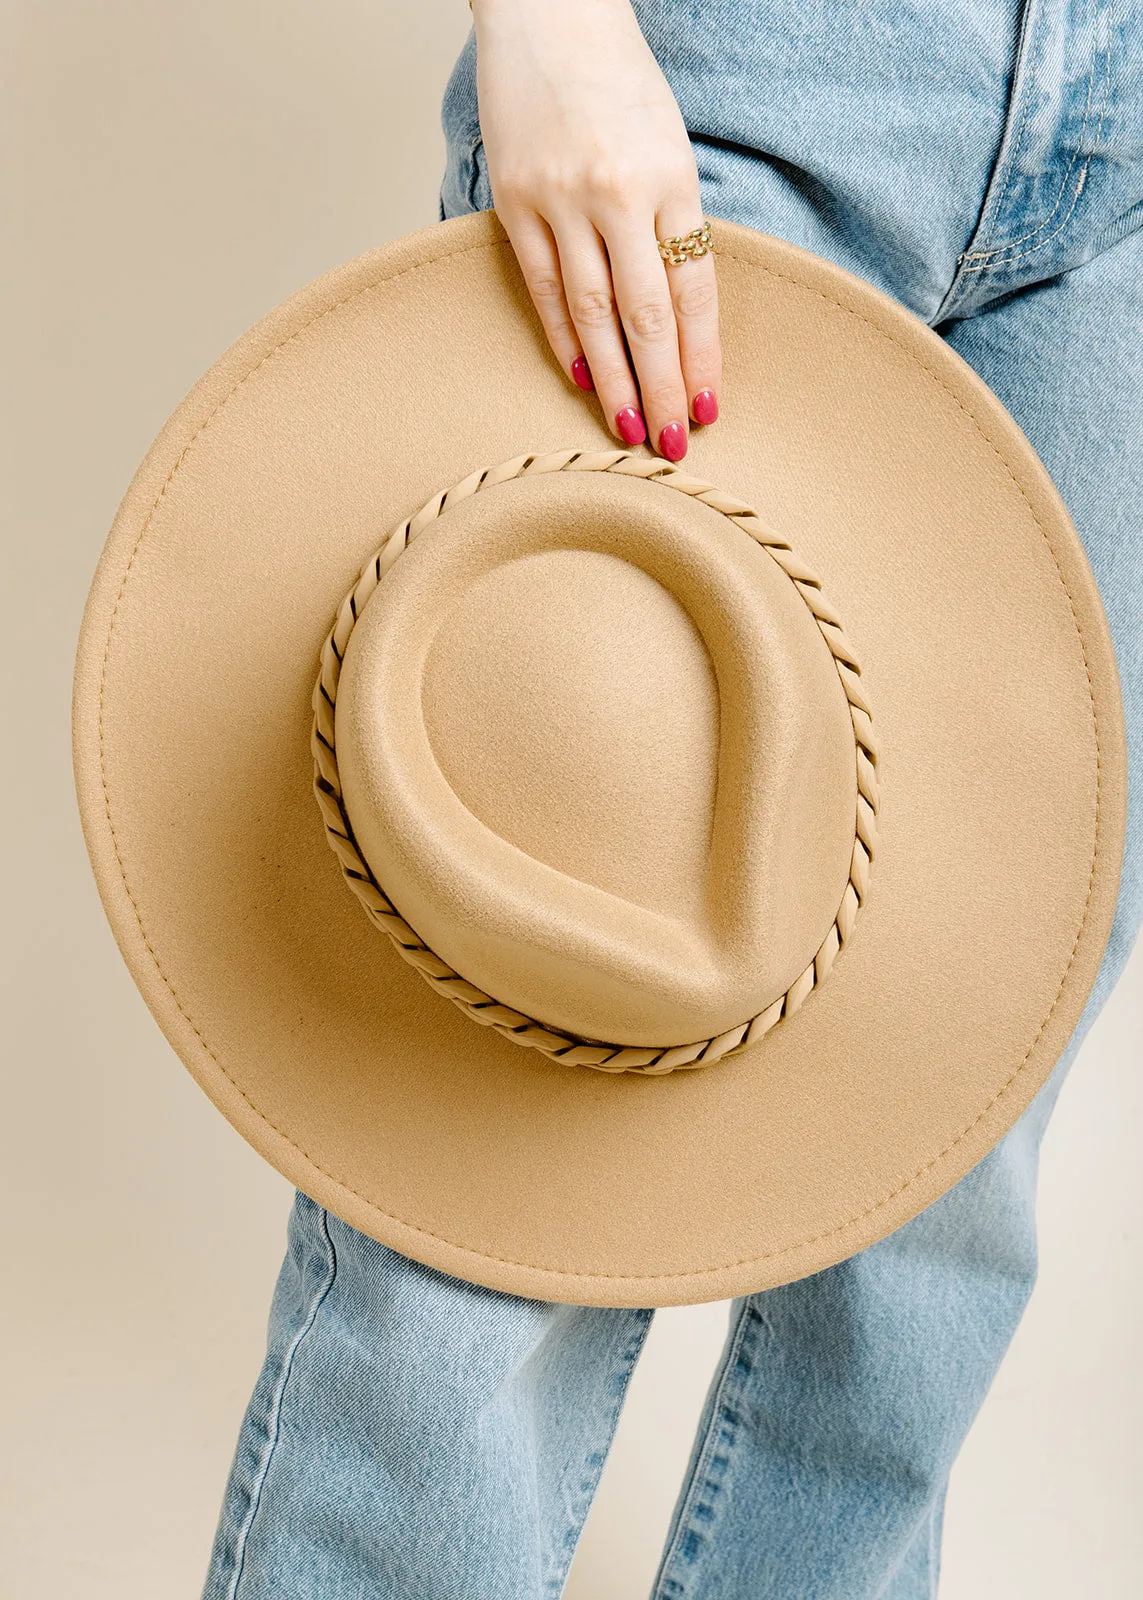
xmin=657 ymin=221 xmax=714 ymax=265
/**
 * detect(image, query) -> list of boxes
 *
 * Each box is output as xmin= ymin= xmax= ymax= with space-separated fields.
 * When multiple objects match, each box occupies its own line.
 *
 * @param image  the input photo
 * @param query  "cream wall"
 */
xmin=2 ymin=3 xmax=1139 ymax=1594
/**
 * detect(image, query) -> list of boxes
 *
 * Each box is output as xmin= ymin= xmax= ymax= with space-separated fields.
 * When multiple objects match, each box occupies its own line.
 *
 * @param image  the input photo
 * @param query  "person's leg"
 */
xmin=202 ymin=16 xmax=1137 ymax=1598
xmin=651 ymin=1054 xmax=1061 ymax=1600
xmin=202 ymin=1193 xmax=651 ymax=1599
xmin=650 ymin=219 xmax=1143 ymax=1600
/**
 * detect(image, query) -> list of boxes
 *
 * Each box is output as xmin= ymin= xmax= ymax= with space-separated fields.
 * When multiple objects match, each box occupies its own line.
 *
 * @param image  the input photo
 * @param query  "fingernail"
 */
xmin=658 ymin=421 xmax=687 ymax=462
xmin=693 ymin=388 xmax=719 ymax=425
xmin=615 ymin=405 xmax=647 ymax=446
xmin=571 ymin=355 xmax=593 ymax=392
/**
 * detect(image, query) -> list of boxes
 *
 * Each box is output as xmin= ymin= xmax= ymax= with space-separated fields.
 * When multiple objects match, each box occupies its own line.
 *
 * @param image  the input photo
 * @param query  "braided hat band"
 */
xmin=310 ymin=448 xmax=879 ymax=1076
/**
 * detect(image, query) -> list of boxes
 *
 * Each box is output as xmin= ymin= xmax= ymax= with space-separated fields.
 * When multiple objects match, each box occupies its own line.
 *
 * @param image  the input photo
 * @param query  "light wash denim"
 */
xmin=204 ymin=3 xmax=1143 ymax=1595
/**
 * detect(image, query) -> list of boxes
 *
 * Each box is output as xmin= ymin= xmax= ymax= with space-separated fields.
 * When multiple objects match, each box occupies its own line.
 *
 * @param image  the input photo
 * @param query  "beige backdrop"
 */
xmin=2 ymin=2 xmax=1140 ymax=1594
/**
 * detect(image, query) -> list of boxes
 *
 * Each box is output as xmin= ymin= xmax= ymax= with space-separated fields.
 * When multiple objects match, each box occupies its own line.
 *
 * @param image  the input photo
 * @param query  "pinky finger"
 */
xmin=500 ymin=208 xmax=594 ymax=392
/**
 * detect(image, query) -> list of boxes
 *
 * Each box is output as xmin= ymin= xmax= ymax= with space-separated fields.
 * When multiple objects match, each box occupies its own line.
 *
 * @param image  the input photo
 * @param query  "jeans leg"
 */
xmin=650 ymin=1093 xmax=1046 ymax=1600
xmin=202 ymin=1192 xmax=651 ymax=1600
xmin=649 ymin=1035 xmax=1095 ymax=1600
xmin=652 ymin=224 xmax=1143 ymax=1600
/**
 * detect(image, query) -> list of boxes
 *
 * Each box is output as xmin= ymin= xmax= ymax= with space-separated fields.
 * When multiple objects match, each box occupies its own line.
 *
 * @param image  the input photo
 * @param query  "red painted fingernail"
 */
xmin=658 ymin=421 xmax=687 ymax=462
xmin=693 ymin=388 xmax=719 ymax=425
xmin=615 ymin=405 xmax=647 ymax=446
xmin=571 ymin=355 xmax=593 ymax=392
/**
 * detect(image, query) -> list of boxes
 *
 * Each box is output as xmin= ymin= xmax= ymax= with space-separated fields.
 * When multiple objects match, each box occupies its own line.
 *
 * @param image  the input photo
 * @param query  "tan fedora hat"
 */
xmin=72 ymin=209 xmax=1126 ymax=1308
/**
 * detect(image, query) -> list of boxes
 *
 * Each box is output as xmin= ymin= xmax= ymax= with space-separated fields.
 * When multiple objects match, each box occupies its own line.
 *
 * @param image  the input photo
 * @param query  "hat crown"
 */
xmin=330 ymin=455 xmax=865 ymax=1054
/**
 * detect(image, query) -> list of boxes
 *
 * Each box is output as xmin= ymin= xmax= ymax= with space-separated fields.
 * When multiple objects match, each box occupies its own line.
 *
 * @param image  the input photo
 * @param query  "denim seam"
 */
xmin=465 ymin=134 xmax=488 ymax=212
xmin=961 ymin=0 xmax=1113 ymax=269
xmin=96 ymin=236 xmax=1105 ymax=1289
xmin=932 ymin=188 xmax=1142 ymax=325
xmin=872 ymin=1501 xmax=938 ymax=1600
xmin=546 ymin=1310 xmax=654 ymax=1598
xmin=649 ymin=1299 xmax=755 ymax=1599
xmin=927 ymin=1499 xmax=940 ymax=1598
xmin=958 ymin=0 xmax=1046 ymax=266
xmin=223 ymin=1207 xmax=338 ymax=1600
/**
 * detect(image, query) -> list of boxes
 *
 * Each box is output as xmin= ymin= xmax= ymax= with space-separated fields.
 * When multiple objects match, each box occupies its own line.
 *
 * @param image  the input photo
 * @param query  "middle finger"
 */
xmin=603 ymin=213 xmax=689 ymax=462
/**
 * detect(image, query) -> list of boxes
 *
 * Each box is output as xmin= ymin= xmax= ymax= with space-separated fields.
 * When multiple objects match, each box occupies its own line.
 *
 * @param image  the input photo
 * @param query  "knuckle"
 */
xmin=596 ymin=371 xmax=639 ymax=406
xmin=582 ymin=161 xmax=636 ymax=207
xmin=537 ymin=162 xmax=580 ymax=198
xmin=570 ymin=287 xmax=617 ymax=327
xmin=626 ymin=299 xmax=675 ymax=341
xmin=527 ymin=273 xmax=564 ymax=305
xmin=673 ymin=274 xmax=717 ymax=318
xmin=503 ymin=163 xmax=578 ymax=203
xmin=640 ymin=378 xmax=685 ymax=415
xmin=495 ymin=166 xmax=529 ymax=200
xmin=685 ymin=342 xmax=722 ymax=378
xmin=590 ymin=359 xmax=634 ymax=394
xmin=544 ymin=315 xmax=577 ymax=348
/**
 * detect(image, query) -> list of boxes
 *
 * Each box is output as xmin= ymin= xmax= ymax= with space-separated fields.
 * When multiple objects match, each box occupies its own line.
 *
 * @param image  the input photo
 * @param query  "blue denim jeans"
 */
xmin=204 ymin=3 xmax=1143 ymax=1595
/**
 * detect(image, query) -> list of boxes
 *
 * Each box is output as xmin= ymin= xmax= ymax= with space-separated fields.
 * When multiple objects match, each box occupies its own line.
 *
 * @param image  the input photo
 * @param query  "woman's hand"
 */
xmin=471 ymin=0 xmax=720 ymax=462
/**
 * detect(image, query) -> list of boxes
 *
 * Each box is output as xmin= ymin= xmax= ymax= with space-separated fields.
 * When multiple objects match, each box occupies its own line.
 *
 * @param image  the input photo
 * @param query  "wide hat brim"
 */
xmin=73 ymin=210 xmax=1125 ymax=1307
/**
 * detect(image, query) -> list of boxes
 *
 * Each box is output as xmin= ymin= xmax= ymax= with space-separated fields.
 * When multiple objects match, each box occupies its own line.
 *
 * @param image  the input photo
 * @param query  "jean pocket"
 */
xmin=441 ymin=133 xmax=494 ymax=220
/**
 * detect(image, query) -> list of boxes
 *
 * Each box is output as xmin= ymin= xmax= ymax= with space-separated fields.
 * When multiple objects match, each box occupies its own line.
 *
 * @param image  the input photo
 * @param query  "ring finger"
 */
xmin=654 ymin=206 xmax=721 ymax=429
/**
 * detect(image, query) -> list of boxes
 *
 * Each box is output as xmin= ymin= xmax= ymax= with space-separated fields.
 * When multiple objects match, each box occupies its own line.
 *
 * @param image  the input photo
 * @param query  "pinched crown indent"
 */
xmin=311 ymin=449 xmax=879 ymax=1076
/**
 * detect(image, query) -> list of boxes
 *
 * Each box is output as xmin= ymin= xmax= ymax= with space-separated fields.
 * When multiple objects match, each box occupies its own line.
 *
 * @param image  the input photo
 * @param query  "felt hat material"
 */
xmin=72 ymin=210 xmax=1125 ymax=1307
